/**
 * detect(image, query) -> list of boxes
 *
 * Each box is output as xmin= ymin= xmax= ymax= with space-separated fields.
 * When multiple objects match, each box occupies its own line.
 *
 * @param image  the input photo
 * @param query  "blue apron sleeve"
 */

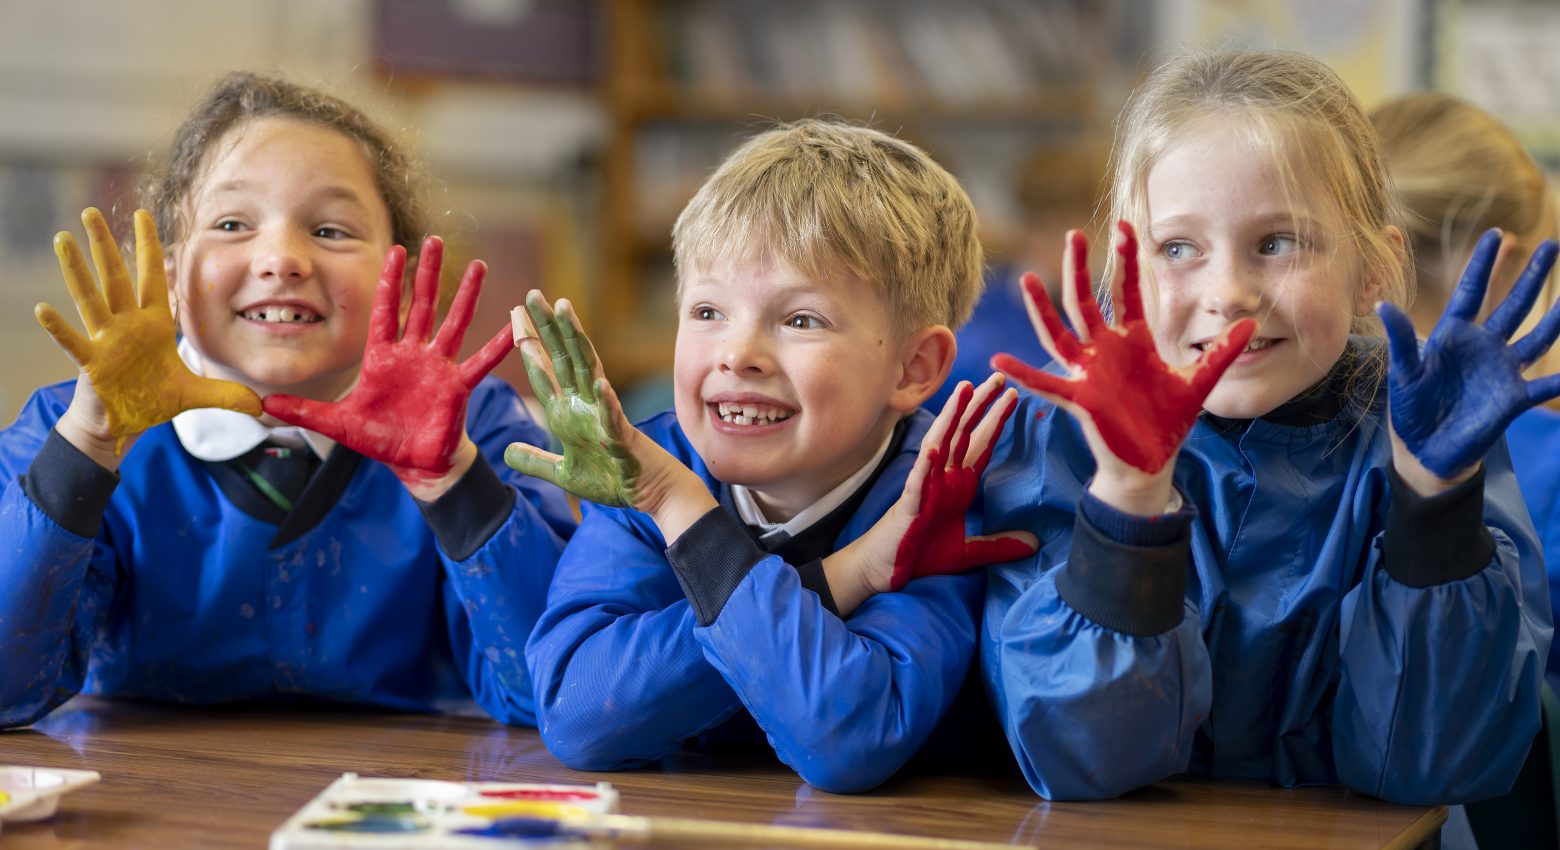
xmin=431 ymin=379 xmax=574 ymax=726
xmin=1335 ymin=446 xmax=1552 ymax=804
xmin=0 ymin=390 xmax=123 ymax=728
xmin=694 ymin=555 xmax=982 ymax=792
xmin=524 ymin=502 xmax=742 ymax=768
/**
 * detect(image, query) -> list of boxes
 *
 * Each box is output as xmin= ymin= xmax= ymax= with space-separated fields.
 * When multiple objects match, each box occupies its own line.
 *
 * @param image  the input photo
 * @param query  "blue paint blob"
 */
xmin=455 ymin=817 xmax=573 ymax=839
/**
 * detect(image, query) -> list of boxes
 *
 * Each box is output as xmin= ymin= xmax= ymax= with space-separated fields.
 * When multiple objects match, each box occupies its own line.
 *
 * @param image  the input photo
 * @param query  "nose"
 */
xmin=718 ymin=323 xmax=775 ymax=377
xmin=1203 ymin=255 xmax=1264 ymax=319
xmin=251 ymin=226 xmax=313 ymax=282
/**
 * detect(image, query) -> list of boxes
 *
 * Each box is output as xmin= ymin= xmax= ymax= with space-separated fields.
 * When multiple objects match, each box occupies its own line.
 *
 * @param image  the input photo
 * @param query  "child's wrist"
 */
xmin=1088 ymin=466 xmax=1176 ymax=516
xmin=821 ymin=535 xmax=883 ymax=619
xmin=398 ymin=435 xmax=478 ymax=502
xmin=643 ymin=470 xmax=718 ymax=546
xmin=1391 ymin=445 xmax=1480 ymax=497
xmin=56 ymin=403 xmax=126 ymax=472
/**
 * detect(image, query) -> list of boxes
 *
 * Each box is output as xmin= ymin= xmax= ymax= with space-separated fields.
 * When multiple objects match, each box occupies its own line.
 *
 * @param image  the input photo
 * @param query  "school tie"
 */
xmin=231 ymin=441 xmax=321 ymax=513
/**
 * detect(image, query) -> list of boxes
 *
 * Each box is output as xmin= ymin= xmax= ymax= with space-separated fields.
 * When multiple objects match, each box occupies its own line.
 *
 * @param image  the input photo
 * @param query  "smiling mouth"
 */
xmin=240 ymin=306 xmax=322 ymax=324
xmin=714 ymin=401 xmax=795 ymax=426
xmin=1193 ymin=336 xmax=1279 ymax=354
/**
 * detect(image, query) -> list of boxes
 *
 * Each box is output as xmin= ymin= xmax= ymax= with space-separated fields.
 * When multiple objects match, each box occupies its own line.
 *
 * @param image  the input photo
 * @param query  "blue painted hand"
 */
xmin=1380 ymin=230 xmax=1560 ymax=479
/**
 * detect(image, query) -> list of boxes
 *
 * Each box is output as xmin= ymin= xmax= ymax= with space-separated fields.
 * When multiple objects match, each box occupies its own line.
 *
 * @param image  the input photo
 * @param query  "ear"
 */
xmin=1356 ymin=224 xmax=1405 ymax=316
xmin=164 ymin=245 xmax=181 ymax=323
xmin=888 ymin=324 xmax=956 ymax=413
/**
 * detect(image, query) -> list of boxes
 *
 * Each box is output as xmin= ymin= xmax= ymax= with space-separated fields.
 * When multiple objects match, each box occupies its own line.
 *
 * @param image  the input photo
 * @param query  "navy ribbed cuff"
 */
xmin=23 ymin=428 xmax=119 ymax=538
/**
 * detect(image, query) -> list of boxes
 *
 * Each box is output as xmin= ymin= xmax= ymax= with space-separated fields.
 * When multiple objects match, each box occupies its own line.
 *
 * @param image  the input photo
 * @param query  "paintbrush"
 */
xmin=470 ymin=812 xmax=1031 ymax=849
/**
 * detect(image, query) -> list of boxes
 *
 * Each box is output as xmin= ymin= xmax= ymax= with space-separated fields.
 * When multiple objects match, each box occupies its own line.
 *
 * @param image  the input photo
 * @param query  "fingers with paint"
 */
xmin=39 ymin=208 xmax=261 ymax=460
xmin=264 ymin=236 xmax=513 ymax=498
xmin=505 ymin=290 xmax=715 ymax=540
xmin=503 ymin=290 xmax=644 ymax=508
xmin=887 ymin=374 xmax=1037 ymax=591
xmin=993 ymin=222 xmax=1255 ymax=478
xmin=1381 ymin=229 xmax=1560 ymax=487
xmin=823 ymin=374 xmax=1036 ymax=617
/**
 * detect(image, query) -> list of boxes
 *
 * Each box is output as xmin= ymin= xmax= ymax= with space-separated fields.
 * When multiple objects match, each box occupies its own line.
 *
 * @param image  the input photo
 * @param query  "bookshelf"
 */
xmin=598 ymin=0 xmax=1111 ymax=389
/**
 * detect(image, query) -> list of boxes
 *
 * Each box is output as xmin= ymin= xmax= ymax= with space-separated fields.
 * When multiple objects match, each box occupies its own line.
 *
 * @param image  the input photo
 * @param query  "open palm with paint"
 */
xmin=994 ymin=222 xmax=1255 ymax=515
xmin=38 ymin=208 xmax=262 ymax=463
xmin=263 ymin=236 xmax=516 ymax=502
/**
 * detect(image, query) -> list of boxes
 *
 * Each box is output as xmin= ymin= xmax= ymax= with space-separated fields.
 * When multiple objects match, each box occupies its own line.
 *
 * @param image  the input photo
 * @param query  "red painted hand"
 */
xmin=993 ymin=222 xmax=1255 ymax=474
xmin=888 ymin=376 xmax=1037 ymax=592
xmin=263 ymin=237 xmax=513 ymax=486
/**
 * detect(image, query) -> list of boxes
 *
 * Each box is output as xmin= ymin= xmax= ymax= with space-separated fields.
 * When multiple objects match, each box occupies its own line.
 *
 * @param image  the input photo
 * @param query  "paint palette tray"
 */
xmin=269 ymin=773 xmax=618 ymax=849
xmin=0 ymin=766 xmax=101 ymax=828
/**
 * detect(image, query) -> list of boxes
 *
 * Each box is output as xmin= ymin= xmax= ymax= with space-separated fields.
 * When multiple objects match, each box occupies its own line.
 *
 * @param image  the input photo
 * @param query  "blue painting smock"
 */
xmin=980 ymin=343 xmax=1551 ymax=804
xmin=1506 ymin=405 xmax=1560 ymax=690
xmin=525 ymin=409 xmax=988 ymax=793
xmin=0 ymin=376 xmax=574 ymax=728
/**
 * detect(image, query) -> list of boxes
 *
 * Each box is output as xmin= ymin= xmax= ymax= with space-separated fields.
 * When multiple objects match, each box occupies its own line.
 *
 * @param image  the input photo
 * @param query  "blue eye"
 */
xmin=1260 ymin=235 xmax=1299 ymax=255
xmin=216 ymin=220 xmax=245 ymax=232
xmin=1163 ymin=240 xmax=1198 ymax=261
xmin=314 ymin=226 xmax=349 ymax=240
xmin=785 ymin=313 xmax=825 ymax=330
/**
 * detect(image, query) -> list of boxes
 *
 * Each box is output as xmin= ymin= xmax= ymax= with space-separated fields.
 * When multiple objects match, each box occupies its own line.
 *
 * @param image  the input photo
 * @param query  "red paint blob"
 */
xmin=478 ymin=789 xmax=599 ymax=801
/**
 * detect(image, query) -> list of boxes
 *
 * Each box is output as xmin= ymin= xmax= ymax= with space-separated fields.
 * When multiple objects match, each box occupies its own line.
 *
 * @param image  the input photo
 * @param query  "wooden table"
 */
xmin=1 ymin=697 xmax=1444 ymax=849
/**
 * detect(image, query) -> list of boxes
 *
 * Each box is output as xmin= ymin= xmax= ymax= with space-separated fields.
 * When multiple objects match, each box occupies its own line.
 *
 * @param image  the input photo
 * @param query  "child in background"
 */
xmin=982 ymin=51 xmax=1555 ymax=804
xmin=1371 ymin=91 xmax=1560 ymax=692
xmin=929 ymin=138 xmax=1108 ymax=410
xmin=0 ymin=72 xmax=573 ymax=728
xmin=516 ymin=120 xmax=1036 ymax=792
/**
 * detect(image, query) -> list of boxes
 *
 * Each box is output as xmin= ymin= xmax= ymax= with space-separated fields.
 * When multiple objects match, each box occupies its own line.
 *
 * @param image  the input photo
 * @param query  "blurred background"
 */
xmin=1 ymin=0 xmax=1557 ymax=424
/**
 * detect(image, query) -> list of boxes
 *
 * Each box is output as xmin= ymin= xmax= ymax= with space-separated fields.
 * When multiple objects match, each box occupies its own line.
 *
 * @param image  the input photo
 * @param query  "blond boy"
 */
xmin=512 ymin=120 xmax=1034 ymax=791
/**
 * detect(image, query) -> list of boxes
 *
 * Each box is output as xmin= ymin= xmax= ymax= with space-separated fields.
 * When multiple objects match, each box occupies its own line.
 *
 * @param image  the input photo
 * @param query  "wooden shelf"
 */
xmin=596 ymin=0 xmax=1110 ymax=391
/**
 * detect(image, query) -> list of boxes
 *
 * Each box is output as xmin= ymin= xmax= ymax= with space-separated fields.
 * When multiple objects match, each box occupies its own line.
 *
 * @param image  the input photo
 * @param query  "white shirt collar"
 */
xmin=729 ymin=423 xmax=899 ymax=542
xmin=169 ymin=338 xmax=341 ymax=462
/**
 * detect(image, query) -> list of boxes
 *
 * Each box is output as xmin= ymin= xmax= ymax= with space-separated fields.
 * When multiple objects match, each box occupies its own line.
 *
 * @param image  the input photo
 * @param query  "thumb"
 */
xmin=1190 ymin=318 xmax=1256 ymax=399
xmin=193 ymin=377 xmax=263 ymax=417
xmin=503 ymin=441 xmax=563 ymax=486
xmin=263 ymin=393 xmax=337 ymax=433
xmin=963 ymin=531 xmax=1039 ymax=569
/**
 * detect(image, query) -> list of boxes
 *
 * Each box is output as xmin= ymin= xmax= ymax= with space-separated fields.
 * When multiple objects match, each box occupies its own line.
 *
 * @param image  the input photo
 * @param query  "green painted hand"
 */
xmin=37 ymin=208 xmax=262 ymax=454
xmin=504 ymin=290 xmax=642 ymax=507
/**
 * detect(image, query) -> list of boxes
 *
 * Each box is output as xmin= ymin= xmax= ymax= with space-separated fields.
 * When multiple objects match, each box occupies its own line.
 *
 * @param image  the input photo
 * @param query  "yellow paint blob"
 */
xmin=461 ymin=801 xmax=589 ymax=819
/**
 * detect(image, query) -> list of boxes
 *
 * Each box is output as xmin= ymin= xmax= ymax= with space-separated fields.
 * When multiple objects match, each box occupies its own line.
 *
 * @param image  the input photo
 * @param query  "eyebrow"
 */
xmin=685 ymin=274 xmax=829 ymax=296
xmin=1149 ymin=211 xmax=1323 ymax=235
xmin=206 ymin=181 xmax=373 ymax=210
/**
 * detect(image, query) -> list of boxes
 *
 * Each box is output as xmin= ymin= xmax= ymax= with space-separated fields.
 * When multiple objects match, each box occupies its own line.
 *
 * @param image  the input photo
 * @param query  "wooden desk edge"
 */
xmin=1381 ymin=805 xmax=1448 ymax=850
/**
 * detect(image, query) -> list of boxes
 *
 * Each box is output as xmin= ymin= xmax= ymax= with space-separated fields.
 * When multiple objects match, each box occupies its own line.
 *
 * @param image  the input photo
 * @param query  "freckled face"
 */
xmin=673 ymin=254 xmax=909 ymax=516
xmin=167 ymin=118 xmax=393 ymax=401
xmin=1143 ymin=123 xmax=1376 ymax=419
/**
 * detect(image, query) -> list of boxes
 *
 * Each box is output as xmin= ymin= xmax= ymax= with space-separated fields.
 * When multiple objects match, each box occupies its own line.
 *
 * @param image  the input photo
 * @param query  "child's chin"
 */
xmin=1200 ymin=386 xmax=1279 ymax=421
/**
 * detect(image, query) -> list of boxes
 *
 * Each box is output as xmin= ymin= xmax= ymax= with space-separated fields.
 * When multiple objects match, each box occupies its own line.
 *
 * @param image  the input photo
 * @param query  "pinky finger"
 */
xmin=991 ymin=354 xmax=1078 ymax=403
xmin=35 ymin=303 xmax=93 ymax=368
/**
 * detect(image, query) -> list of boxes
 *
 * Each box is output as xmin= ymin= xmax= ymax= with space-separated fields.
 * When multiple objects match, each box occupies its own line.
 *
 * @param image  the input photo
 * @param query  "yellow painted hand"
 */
xmin=36 ymin=208 xmax=262 ymax=454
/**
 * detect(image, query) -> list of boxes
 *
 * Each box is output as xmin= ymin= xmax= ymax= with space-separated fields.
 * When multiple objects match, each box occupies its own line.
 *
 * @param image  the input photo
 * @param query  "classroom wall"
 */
xmin=0 ymin=0 xmax=1556 ymax=426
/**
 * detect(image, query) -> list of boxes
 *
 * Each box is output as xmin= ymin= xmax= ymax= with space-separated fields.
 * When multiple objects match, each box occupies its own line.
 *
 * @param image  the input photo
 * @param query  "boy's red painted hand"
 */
xmin=263 ymin=237 xmax=513 ymax=492
xmin=889 ymin=376 xmax=1036 ymax=591
xmin=993 ymin=222 xmax=1255 ymax=474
